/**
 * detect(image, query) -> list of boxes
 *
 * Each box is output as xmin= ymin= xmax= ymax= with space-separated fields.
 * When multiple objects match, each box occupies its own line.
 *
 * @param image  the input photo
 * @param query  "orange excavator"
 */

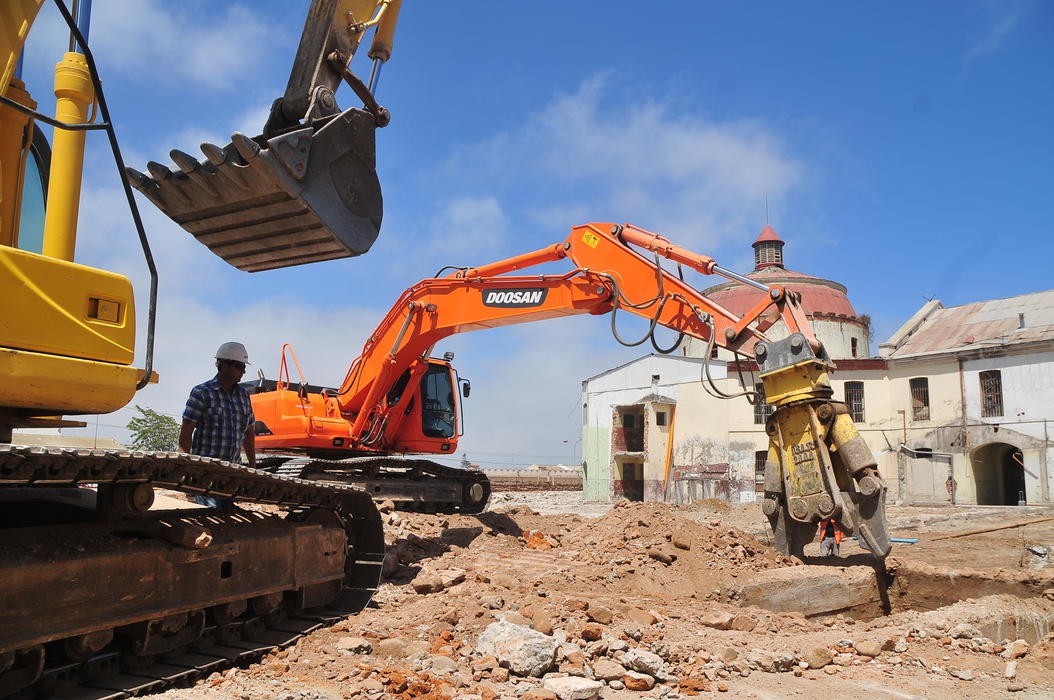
xmin=248 ymin=222 xmax=893 ymax=559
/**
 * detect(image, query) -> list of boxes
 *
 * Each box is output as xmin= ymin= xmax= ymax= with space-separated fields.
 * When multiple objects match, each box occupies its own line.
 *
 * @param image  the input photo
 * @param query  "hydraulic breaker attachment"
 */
xmin=756 ymin=333 xmax=892 ymax=558
xmin=127 ymin=107 xmax=382 ymax=272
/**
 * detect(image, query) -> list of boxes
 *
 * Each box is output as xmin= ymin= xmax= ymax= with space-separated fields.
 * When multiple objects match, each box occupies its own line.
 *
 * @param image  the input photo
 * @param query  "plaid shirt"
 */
xmin=182 ymin=376 xmax=255 ymax=463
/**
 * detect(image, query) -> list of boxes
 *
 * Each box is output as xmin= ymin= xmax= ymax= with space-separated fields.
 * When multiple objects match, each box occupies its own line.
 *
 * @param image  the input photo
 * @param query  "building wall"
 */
xmin=683 ymin=317 xmax=870 ymax=362
xmin=811 ymin=317 xmax=871 ymax=359
xmin=959 ymin=349 xmax=1054 ymax=504
xmin=582 ymin=424 xmax=612 ymax=501
xmin=583 ymin=346 xmax=1054 ymax=507
xmin=581 ymin=355 xmax=726 ymax=503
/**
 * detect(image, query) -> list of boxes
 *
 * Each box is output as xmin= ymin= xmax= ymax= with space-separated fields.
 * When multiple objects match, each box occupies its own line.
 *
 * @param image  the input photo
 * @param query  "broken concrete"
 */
xmin=735 ymin=564 xmax=881 ymax=617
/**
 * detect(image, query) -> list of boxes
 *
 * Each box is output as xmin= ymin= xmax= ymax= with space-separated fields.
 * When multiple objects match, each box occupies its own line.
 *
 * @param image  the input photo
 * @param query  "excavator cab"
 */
xmin=251 ymin=351 xmax=462 ymax=458
xmin=128 ymin=0 xmax=401 ymax=272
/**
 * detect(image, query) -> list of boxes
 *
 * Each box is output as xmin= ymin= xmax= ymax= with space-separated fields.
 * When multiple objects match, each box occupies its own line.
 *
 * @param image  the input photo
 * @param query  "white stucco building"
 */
xmin=580 ymin=227 xmax=1054 ymax=507
xmin=875 ymin=291 xmax=1054 ymax=505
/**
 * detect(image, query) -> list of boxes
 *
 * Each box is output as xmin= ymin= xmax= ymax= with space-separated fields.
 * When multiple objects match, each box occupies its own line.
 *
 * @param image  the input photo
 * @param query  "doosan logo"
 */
xmin=482 ymin=288 xmax=548 ymax=307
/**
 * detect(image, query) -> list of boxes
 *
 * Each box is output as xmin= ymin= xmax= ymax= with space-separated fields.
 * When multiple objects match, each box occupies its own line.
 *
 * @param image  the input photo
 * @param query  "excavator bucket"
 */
xmin=127 ymin=107 xmax=382 ymax=272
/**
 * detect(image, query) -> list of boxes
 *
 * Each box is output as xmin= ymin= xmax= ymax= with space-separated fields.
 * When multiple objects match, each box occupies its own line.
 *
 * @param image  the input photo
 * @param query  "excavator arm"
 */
xmin=255 ymin=222 xmax=892 ymax=557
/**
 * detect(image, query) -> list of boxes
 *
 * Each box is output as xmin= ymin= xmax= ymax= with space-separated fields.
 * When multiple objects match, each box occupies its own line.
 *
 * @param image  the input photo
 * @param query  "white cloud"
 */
xmin=963 ymin=1 xmax=1027 ymax=65
xmin=420 ymin=195 xmax=507 ymax=265
xmin=88 ymin=2 xmax=274 ymax=92
xmin=441 ymin=75 xmax=803 ymax=251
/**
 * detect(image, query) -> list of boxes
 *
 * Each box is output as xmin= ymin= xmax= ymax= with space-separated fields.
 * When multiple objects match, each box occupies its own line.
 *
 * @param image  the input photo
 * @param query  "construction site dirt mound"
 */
xmin=152 ymin=497 xmax=1054 ymax=700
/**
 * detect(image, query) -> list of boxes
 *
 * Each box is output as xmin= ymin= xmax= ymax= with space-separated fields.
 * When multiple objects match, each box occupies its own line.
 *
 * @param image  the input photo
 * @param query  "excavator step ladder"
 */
xmin=127 ymin=107 xmax=382 ymax=273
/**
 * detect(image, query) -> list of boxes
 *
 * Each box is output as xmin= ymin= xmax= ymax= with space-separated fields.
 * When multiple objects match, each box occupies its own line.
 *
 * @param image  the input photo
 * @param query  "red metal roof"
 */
xmin=882 ymin=290 xmax=1054 ymax=358
xmin=753 ymin=225 xmax=783 ymax=245
xmin=704 ymin=226 xmax=863 ymax=321
xmin=705 ymin=271 xmax=860 ymax=319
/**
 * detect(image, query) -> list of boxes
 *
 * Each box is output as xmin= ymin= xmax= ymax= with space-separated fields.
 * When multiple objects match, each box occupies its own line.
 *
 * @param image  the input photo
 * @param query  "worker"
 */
xmin=179 ymin=342 xmax=257 ymax=510
xmin=817 ymin=517 xmax=843 ymax=557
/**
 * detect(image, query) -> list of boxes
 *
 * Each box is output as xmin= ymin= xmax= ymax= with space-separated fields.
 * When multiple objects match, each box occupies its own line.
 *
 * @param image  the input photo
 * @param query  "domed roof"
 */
xmin=705 ymin=226 xmax=861 ymax=320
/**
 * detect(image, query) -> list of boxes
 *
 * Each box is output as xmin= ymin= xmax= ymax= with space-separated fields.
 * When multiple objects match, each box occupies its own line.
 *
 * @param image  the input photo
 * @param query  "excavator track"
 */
xmin=268 ymin=456 xmax=492 ymax=515
xmin=0 ymin=445 xmax=385 ymax=698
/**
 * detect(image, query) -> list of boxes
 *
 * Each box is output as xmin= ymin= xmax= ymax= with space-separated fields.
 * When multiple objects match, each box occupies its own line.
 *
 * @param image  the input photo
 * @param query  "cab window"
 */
xmin=420 ymin=364 xmax=455 ymax=438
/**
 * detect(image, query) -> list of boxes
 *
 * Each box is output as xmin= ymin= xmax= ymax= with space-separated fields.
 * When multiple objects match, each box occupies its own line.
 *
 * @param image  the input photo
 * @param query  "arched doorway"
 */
xmin=971 ymin=442 xmax=1026 ymax=505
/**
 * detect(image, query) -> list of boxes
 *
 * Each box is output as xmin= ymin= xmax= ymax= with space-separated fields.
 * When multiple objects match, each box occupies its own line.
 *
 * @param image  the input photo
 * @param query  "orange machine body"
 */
xmin=251 ymin=222 xmax=815 ymax=459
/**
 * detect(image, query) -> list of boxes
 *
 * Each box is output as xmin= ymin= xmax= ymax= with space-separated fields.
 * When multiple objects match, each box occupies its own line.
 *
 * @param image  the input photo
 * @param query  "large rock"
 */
xmin=586 ymin=604 xmax=613 ymax=624
xmin=736 ymin=565 xmax=879 ymax=617
xmin=375 ymin=638 xmax=408 ymax=658
xmin=475 ymin=620 xmax=558 ymax=678
xmin=804 ymin=646 xmax=834 ymax=669
xmin=626 ymin=607 xmax=658 ymax=626
xmin=334 ymin=636 xmax=372 ymax=654
xmin=746 ymin=649 xmax=797 ymax=673
xmin=699 ymin=612 xmax=735 ymax=630
xmin=623 ymin=671 xmax=656 ymax=690
xmin=542 ymin=677 xmax=604 ymax=700
xmin=622 ymin=648 xmax=665 ymax=676
xmin=591 ymin=658 xmax=627 ymax=681
xmin=854 ymin=640 xmax=883 ymax=658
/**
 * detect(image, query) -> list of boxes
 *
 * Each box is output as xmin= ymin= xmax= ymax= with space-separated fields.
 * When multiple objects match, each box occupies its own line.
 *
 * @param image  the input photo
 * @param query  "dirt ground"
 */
xmin=153 ymin=494 xmax=1054 ymax=700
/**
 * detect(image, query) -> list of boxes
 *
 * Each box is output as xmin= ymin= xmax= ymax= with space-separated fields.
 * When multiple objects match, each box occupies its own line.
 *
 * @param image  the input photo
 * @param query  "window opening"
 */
xmin=844 ymin=381 xmax=865 ymax=422
xmin=979 ymin=370 xmax=1003 ymax=418
xmin=754 ymin=450 xmax=767 ymax=492
xmin=753 ymin=383 xmax=773 ymax=425
xmin=909 ymin=377 xmax=930 ymax=421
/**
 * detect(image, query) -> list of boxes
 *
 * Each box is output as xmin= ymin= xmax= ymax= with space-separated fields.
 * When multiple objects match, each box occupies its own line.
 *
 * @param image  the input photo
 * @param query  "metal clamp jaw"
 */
xmin=756 ymin=334 xmax=891 ymax=558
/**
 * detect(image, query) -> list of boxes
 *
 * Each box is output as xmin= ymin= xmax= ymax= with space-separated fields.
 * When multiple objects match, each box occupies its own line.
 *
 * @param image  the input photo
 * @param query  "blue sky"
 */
xmin=20 ymin=0 xmax=1053 ymax=468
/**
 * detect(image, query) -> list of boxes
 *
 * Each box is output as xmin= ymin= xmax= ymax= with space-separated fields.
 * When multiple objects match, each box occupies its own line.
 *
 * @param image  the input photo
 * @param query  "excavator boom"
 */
xmin=254 ymin=222 xmax=892 ymax=557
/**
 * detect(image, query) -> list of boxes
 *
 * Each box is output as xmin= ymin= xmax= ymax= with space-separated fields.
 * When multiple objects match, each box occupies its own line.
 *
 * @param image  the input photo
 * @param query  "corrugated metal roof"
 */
xmin=883 ymin=289 xmax=1054 ymax=358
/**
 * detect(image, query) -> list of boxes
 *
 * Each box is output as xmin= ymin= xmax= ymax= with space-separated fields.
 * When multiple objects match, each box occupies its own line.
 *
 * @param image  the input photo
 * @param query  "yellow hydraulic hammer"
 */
xmin=755 ymin=333 xmax=891 ymax=558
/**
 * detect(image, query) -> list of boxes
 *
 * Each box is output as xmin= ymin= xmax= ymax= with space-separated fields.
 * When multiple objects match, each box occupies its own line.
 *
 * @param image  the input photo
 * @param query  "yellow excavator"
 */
xmin=1 ymin=1 xmax=395 ymax=696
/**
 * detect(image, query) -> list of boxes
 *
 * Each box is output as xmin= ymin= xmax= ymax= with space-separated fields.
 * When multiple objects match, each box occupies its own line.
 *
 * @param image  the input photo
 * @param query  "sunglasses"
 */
xmin=221 ymin=360 xmax=246 ymax=372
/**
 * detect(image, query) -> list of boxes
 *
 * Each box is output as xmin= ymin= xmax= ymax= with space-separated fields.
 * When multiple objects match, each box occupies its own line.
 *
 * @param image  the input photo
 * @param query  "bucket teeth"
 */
xmin=133 ymin=107 xmax=383 ymax=272
xmin=170 ymin=149 xmax=201 ymax=175
xmin=145 ymin=161 xmax=174 ymax=182
xmin=124 ymin=167 xmax=154 ymax=190
xmin=230 ymin=133 xmax=262 ymax=161
xmin=200 ymin=142 xmax=228 ymax=167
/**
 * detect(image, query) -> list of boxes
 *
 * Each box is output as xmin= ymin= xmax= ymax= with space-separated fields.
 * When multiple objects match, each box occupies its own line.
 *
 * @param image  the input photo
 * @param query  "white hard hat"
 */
xmin=215 ymin=341 xmax=250 ymax=365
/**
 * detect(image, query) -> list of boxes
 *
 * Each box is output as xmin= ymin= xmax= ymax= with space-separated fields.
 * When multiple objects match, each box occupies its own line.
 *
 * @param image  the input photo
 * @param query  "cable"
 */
xmin=604 ymin=252 xmax=670 ymax=348
xmin=694 ymin=311 xmax=762 ymax=403
xmin=433 ymin=265 xmax=467 ymax=278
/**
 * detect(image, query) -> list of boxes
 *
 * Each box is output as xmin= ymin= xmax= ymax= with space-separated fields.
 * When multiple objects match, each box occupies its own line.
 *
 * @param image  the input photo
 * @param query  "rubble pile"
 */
xmin=155 ymin=500 xmax=1054 ymax=700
